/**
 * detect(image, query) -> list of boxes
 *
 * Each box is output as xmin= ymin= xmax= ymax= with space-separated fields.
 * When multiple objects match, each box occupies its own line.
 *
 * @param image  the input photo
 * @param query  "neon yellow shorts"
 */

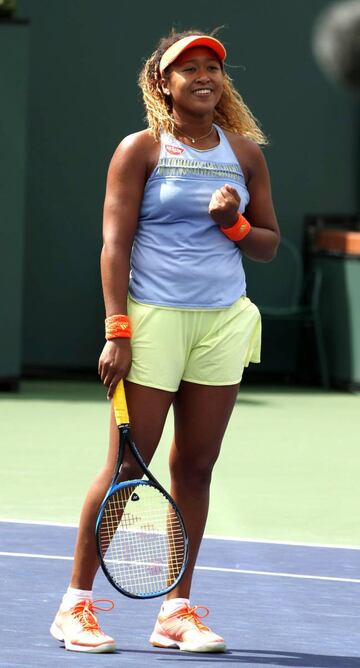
xmin=126 ymin=295 xmax=261 ymax=392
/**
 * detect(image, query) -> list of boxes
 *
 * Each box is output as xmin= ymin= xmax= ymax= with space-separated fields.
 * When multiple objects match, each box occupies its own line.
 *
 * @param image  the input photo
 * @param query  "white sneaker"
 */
xmin=50 ymin=598 xmax=116 ymax=653
xmin=149 ymin=604 xmax=226 ymax=652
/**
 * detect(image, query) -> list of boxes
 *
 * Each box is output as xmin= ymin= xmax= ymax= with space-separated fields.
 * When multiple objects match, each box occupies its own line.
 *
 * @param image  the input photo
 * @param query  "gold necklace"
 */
xmin=175 ymin=124 xmax=214 ymax=144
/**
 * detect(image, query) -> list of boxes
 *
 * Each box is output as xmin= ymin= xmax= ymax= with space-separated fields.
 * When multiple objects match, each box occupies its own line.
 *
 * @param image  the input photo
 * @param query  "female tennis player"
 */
xmin=50 ymin=29 xmax=279 ymax=653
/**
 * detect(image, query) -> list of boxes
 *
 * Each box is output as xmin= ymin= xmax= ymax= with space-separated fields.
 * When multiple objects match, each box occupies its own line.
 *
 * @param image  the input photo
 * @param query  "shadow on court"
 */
xmin=3 ymin=380 xmax=105 ymax=403
xmin=109 ymin=647 xmax=360 ymax=666
xmin=235 ymin=396 xmax=269 ymax=406
xmin=229 ymin=651 xmax=360 ymax=667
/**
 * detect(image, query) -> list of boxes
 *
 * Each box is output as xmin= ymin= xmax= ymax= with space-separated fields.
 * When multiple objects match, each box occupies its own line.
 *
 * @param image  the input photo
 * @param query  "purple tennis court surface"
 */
xmin=1 ymin=521 xmax=359 ymax=667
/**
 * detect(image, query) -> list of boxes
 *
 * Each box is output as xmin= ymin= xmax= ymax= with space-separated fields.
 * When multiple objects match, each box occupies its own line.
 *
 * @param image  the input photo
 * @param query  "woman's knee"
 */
xmin=169 ymin=450 xmax=217 ymax=489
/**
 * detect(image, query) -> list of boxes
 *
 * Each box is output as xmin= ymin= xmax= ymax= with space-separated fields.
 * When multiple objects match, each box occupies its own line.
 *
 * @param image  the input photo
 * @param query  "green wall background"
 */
xmin=0 ymin=21 xmax=29 ymax=381
xmin=16 ymin=0 xmax=358 ymax=374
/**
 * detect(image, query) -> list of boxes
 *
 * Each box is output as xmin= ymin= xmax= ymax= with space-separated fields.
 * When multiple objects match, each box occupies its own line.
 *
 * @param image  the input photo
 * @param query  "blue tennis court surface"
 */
xmin=1 ymin=520 xmax=359 ymax=667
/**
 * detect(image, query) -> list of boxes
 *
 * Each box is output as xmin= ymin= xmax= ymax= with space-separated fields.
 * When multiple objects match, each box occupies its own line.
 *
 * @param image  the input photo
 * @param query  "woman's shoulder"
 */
xmin=221 ymin=129 xmax=267 ymax=181
xmin=113 ymin=129 xmax=159 ymax=156
xmin=108 ymin=129 xmax=160 ymax=174
xmin=222 ymin=129 xmax=263 ymax=158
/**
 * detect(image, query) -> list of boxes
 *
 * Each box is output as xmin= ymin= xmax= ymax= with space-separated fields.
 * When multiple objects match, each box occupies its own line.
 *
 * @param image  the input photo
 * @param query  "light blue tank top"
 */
xmin=129 ymin=124 xmax=250 ymax=308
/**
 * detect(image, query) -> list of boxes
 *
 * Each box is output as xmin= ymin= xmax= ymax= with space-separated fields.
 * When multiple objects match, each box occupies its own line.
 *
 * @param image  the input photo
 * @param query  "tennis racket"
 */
xmin=95 ymin=379 xmax=189 ymax=599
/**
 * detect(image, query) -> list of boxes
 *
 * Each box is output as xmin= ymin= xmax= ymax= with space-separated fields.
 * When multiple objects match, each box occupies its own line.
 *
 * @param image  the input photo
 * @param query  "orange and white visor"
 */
xmin=159 ymin=35 xmax=226 ymax=75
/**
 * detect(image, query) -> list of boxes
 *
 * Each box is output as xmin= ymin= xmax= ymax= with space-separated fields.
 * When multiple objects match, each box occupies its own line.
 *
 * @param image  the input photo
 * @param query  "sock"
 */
xmin=61 ymin=586 xmax=93 ymax=611
xmin=161 ymin=598 xmax=190 ymax=615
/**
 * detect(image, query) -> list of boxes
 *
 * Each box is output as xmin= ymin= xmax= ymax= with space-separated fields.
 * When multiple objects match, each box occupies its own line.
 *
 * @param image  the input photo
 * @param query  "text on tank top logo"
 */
xmin=165 ymin=144 xmax=184 ymax=156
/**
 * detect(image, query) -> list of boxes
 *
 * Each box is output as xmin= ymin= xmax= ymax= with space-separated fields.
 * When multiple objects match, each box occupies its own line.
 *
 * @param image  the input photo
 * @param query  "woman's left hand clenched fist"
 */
xmin=208 ymin=184 xmax=241 ymax=228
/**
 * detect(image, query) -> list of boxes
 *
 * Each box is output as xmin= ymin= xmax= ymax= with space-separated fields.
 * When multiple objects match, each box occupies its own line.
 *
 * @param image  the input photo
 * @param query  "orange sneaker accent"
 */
xmin=149 ymin=604 xmax=226 ymax=653
xmin=50 ymin=599 xmax=116 ymax=653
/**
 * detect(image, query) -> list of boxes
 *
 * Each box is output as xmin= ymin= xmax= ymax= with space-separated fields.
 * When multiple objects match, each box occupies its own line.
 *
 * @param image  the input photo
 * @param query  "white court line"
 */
xmin=0 ymin=551 xmax=73 ymax=561
xmin=0 ymin=518 xmax=78 ymax=528
xmin=0 ymin=518 xmax=360 ymax=551
xmin=0 ymin=550 xmax=359 ymax=584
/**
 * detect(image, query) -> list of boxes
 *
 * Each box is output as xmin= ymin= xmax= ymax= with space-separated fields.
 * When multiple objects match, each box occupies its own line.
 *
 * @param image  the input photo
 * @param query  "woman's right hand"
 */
xmin=98 ymin=338 xmax=132 ymax=400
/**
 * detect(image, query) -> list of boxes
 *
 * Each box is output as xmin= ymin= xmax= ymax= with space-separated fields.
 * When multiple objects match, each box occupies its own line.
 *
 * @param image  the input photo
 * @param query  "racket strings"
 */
xmin=98 ymin=483 xmax=186 ymax=596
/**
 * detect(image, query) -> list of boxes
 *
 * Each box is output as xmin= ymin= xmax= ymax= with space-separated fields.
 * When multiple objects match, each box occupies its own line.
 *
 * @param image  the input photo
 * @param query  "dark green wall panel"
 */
xmin=0 ymin=21 xmax=29 ymax=380
xmin=316 ymin=255 xmax=360 ymax=388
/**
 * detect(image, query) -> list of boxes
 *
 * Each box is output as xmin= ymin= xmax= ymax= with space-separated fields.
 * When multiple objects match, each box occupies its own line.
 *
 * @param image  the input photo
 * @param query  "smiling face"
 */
xmin=161 ymin=46 xmax=224 ymax=118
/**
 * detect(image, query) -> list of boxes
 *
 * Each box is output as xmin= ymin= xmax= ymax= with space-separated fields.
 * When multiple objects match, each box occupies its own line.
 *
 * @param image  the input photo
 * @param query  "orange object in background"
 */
xmin=315 ymin=230 xmax=360 ymax=255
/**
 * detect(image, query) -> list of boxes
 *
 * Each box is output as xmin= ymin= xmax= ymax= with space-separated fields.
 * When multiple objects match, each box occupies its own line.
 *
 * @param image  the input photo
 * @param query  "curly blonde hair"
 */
xmin=138 ymin=29 xmax=268 ymax=145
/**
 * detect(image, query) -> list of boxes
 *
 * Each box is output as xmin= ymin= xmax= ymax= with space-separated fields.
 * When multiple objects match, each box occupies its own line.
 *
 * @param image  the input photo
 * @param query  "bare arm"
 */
xmin=98 ymin=132 xmax=151 ymax=397
xmin=100 ymin=136 xmax=148 ymax=315
xmin=238 ymin=143 xmax=279 ymax=262
xmin=209 ymin=139 xmax=280 ymax=262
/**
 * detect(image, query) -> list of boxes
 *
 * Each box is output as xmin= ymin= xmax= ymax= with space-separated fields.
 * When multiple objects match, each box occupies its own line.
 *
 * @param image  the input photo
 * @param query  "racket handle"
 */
xmin=113 ymin=380 xmax=130 ymax=426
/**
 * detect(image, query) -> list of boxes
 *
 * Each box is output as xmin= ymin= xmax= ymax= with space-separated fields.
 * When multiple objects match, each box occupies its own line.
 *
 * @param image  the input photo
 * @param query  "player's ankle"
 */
xmin=161 ymin=598 xmax=190 ymax=615
xmin=61 ymin=586 xmax=93 ymax=611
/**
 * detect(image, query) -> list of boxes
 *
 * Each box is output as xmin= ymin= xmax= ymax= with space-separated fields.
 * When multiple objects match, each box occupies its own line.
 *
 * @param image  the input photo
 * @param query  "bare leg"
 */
xmin=70 ymin=382 xmax=175 ymax=590
xmin=167 ymin=381 xmax=239 ymax=599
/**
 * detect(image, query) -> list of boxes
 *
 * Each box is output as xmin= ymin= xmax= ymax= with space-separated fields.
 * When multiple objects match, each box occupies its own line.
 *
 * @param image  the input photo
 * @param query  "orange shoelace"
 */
xmin=177 ymin=605 xmax=210 ymax=631
xmin=71 ymin=599 xmax=115 ymax=632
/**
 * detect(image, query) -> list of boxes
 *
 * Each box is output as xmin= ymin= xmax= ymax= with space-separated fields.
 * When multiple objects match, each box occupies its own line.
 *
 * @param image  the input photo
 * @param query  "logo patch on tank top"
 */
xmin=158 ymin=157 xmax=243 ymax=182
xmin=165 ymin=144 xmax=184 ymax=155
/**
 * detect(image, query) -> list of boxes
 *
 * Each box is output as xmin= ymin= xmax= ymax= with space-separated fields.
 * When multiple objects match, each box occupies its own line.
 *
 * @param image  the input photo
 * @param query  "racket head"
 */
xmin=96 ymin=479 xmax=189 ymax=599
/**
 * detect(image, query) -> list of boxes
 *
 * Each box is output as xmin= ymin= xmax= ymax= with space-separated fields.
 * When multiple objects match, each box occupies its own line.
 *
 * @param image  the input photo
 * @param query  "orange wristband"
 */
xmin=105 ymin=314 xmax=131 ymax=340
xmin=221 ymin=214 xmax=251 ymax=242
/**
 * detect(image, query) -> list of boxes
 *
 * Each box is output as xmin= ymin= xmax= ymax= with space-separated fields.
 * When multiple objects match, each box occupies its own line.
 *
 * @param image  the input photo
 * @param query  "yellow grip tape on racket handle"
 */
xmin=113 ymin=380 xmax=130 ymax=426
